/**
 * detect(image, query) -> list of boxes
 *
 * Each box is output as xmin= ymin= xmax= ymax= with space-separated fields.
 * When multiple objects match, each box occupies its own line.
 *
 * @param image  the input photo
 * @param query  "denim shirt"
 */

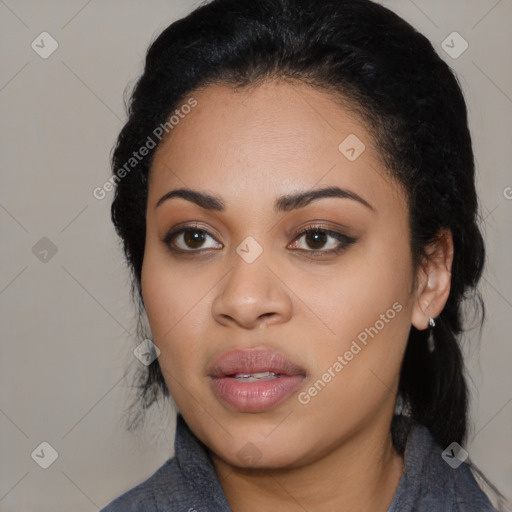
xmin=101 ymin=414 xmax=497 ymax=512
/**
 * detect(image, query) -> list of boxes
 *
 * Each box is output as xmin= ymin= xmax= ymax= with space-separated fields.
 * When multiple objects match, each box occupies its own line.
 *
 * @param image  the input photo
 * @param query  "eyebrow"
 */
xmin=155 ymin=186 xmax=375 ymax=213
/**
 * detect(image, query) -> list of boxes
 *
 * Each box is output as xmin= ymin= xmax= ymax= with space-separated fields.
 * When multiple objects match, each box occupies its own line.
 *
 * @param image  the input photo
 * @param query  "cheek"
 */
xmin=141 ymin=254 xmax=217 ymax=406
xmin=297 ymin=232 xmax=413 ymax=340
xmin=299 ymin=296 xmax=410 ymax=429
xmin=141 ymin=249 xmax=214 ymax=357
xmin=297 ymin=232 xmax=413 ymax=393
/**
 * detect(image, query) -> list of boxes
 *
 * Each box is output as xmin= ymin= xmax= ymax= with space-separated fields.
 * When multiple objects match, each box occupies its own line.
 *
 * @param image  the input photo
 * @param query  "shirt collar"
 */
xmin=174 ymin=414 xmax=233 ymax=511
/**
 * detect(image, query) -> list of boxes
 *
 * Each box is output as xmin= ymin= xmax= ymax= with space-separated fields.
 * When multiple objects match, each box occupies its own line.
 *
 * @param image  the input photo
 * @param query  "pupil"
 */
xmin=184 ymin=230 xmax=205 ymax=248
xmin=306 ymin=230 xmax=326 ymax=249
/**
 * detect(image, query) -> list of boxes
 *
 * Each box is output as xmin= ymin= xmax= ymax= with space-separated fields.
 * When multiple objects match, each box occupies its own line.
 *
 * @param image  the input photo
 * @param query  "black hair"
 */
xmin=111 ymin=0 xmax=485 ymax=453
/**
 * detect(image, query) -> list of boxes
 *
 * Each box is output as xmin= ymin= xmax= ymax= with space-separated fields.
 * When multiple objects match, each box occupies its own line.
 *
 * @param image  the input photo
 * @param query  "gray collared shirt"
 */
xmin=101 ymin=414 xmax=498 ymax=511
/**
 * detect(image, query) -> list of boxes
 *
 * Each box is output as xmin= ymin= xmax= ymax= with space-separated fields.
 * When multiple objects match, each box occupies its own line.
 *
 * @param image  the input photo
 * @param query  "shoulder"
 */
xmin=100 ymin=414 xmax=232 ymax=512
xmin=100 ymin=457 xmax=194 ymax=512
xmin=451 ymin=462 xmax=500 ymax=512
xmin=424 ymin=435 xmax=498 ymax=511
xmin=389 ymin=418 xmax=498 ymax=512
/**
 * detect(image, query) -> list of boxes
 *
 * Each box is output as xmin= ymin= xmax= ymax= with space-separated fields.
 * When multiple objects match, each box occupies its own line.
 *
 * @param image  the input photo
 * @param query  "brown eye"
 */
xmin=183 ymin=229 xmax=206 ymax=249
xmin=304 ymin=229 xmax=328 ymax=250
xmin=164 ymin=227 xmax=222 ymax=252
xmin=288 ymin=226 xmax=357 ymax=255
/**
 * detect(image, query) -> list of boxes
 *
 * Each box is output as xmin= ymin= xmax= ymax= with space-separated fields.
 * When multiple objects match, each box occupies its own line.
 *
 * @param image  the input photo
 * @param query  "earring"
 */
xmin=427 ymin=317 xmax=436 ymax=352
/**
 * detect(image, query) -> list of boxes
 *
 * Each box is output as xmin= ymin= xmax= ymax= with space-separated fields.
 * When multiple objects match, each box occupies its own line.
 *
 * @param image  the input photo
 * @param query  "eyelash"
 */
xmin=163 ymin=224 xmax=357 ymax=258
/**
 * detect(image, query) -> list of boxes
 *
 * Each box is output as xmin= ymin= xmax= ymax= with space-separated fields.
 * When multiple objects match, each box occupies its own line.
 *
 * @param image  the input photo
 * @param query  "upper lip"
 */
xmin=208 ymin=348 xmax=306 ymax=378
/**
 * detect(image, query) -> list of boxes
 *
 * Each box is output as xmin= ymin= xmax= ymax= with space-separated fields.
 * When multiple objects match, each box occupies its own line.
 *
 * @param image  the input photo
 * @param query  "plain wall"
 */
xmin=1 ymin=0 xmax=511 ymax=509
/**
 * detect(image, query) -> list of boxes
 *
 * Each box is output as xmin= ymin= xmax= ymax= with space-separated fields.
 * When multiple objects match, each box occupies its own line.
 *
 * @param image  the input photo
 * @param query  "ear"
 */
xmin=411 ymin=228 xmax=454 ymax=331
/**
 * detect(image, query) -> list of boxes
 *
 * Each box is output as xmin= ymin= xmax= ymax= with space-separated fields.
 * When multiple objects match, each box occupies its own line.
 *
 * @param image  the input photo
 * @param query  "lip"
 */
xmin=208 ymin=348 xmax=306 ymax=413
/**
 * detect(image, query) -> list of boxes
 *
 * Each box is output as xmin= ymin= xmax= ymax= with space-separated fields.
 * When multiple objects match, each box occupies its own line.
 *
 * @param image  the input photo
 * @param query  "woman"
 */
xmin=101 ymin=0 xmax=505 ymax=510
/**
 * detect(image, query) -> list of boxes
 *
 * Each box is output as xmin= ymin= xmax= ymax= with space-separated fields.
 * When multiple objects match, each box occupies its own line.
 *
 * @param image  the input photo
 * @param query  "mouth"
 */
xmin=208 ymin=348 xmax=306 ymax=412
xmin=227 ymin=371 xmax=282 ymax=382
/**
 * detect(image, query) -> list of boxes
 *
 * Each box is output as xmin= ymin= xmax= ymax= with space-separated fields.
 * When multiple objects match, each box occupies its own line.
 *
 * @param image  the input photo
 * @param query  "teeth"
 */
xmin=251 ymin=372 xmax=276 ymax=378
xmin=232 ymin=371 xmax=279 ymax=381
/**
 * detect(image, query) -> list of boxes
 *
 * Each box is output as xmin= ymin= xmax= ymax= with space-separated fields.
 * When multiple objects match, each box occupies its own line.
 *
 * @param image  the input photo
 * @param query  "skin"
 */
xmin=141 ymin=80 xmax=454 ymax=512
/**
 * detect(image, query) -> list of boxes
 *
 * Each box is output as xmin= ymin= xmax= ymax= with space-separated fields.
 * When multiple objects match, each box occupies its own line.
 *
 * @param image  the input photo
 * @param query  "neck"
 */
xmin=211 ymin=413 xmax=404 ymax=512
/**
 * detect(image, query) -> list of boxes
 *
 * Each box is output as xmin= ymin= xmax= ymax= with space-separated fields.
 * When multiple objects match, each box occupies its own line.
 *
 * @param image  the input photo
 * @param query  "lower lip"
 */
xmin=210 ymin=375 xmax=305 ymax=412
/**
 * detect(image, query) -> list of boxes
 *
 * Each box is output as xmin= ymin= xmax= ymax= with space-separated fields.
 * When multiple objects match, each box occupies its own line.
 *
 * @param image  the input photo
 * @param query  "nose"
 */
xmin=211 ymin=253 xmax=293 ymax=330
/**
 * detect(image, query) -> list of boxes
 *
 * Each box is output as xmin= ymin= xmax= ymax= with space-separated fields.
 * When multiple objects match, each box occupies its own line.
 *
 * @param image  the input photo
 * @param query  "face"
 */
xmin=141 ymin=80 xmax=418 ymax=469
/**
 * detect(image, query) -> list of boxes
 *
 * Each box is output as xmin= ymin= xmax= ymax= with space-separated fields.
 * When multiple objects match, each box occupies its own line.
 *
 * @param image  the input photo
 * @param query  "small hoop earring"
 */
xmin=427 ymin=317 xmax=436 ymax=352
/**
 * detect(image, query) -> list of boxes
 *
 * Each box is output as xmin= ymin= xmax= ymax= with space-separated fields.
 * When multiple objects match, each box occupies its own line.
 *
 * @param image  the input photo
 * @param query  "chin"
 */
xmin=207 ymin=420 xmax=310 ymax=469
xmin=216 ymin=442 xmax=306 ymax=470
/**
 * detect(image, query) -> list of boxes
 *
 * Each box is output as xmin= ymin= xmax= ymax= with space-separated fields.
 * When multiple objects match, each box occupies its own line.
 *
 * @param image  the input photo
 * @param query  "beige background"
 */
xmin=0 ymin=0 xmax=511 ymax=510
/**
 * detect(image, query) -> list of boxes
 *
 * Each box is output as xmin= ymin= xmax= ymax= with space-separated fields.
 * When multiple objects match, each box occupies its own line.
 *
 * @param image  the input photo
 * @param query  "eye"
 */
xmin=163 ymin=226 xmax=223 ymax=252
xmin=288 ymin=226 xmax=356 ymax=255
xmin=163 ymin=224 xmax=356 ymax=256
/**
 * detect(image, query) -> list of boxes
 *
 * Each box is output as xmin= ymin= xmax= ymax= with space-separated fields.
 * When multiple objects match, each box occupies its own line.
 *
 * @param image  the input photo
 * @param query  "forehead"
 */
xmin=149 ymin=80 xmax=406 ymax=215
